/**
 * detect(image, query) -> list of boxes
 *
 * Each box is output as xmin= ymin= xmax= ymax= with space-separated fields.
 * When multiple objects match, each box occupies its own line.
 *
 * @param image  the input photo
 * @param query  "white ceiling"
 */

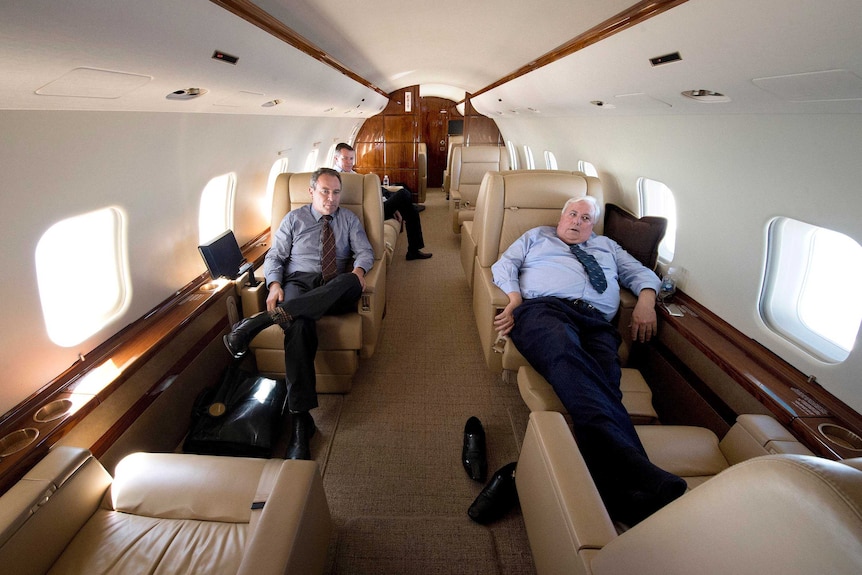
xmin=1 ymin=0 xmax=860 ymax=117
xmin=249 ymin=0 xmax=636 ymax=96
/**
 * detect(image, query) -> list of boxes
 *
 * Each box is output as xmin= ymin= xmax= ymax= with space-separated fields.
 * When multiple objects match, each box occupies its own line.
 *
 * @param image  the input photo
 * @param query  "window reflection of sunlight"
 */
xmin=36 ymin=207 xmax=130 ymax=347
xmin=799 ymin=229 xmax=862 ymax=352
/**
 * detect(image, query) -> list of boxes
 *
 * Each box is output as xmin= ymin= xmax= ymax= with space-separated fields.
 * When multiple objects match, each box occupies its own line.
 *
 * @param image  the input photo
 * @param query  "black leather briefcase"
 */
xmin=183 ymin=364 xmax=287 ymax=458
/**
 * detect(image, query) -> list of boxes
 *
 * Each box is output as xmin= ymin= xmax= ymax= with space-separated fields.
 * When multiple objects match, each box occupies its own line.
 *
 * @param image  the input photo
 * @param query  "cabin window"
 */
xmin=544 ymin=151 xmax=558 ymax=170
xmin=637 ymin=177 xmax=677 ymax=262
xmin=304 ymin=149 xmax=319 ymax=171
xmin=263 ymin=158 xmax=290 ymax=219
xmin=523 ymin=146 xmax=535 ymax=170
xmin=760 ymin=218 xmax=862 ymax=363
xmin=199 ymin=172 xmax=236 ymax=244
xmin=506 ymin=141 xmax=519 ymax=170
xmin=578 ymin=160 xmax=598 ymax=178
xmin=36 ymin=207 xmax=130 ymax=347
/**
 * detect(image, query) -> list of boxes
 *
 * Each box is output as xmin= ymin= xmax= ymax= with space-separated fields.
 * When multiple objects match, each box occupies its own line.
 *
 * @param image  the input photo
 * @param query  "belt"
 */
xmin=569 ymin=298 xmax=598 ymax=313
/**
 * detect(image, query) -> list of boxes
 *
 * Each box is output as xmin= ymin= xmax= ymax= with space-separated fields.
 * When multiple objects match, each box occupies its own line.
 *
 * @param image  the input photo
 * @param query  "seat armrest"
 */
xmin=238 ymin=460 xmax=332 ymax=575
xmin=518 ymin=411 xmax=617 ymax=575
xmin=719 ymin=414 xmax=813 ymax=465
xmin=239 ymin=278 xmax=268 ymax=317
xmin=473 ymin=265 xmax=511 ymax=372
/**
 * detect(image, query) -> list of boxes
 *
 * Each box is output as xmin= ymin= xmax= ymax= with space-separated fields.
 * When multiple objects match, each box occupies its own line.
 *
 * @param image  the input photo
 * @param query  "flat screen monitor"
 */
xmin=198 ymin=230 xmax=246 ymax=281
xmin=448 ymin=119 xmax=464 ymax=136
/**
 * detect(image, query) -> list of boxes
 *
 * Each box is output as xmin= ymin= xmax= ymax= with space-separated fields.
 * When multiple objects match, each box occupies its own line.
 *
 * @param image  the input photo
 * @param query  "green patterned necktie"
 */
xmin=570 ymin=243 xmax=607 ymax=293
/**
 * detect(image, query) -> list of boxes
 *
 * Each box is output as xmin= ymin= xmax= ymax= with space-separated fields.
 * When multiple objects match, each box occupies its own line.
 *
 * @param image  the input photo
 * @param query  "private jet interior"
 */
xmin=2 ymin=0 xmax=862 ymax=573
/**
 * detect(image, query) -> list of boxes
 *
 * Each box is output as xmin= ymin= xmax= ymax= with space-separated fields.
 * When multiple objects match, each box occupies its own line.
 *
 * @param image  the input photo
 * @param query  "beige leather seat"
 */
xmin=442 ymin=135 xmax=463 ymax=200
xmin=449 ymin=145 xmax=509 ymax=233
xmin=461 ymin=170 xmax=589 ymax=291
xmin=417 ymin=142 xmax=427 ymax=203
xmin=0 ymin=446 xmax=331 ymax=575
xmin=470 ymin=169 xmax=605 ymax=373
xmin=241 ymin=171 xmax=387 ymax=393
xmin=517 ymin=411 xmax=862 ymax=575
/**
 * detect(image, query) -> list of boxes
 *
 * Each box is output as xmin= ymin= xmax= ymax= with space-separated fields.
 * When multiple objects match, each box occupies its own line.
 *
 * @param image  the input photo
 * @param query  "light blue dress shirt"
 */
xmin=492 ymin=226 xmax=660 ymax=320
xmin=264 ymin=204 xmax=374 ymax=288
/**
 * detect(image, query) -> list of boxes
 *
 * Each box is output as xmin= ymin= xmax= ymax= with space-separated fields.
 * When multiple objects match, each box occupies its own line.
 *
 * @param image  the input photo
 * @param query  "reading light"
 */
xmin=262 ymin=99 xmax=284 ymax=107
xmin=681 ymin=89 xmax=731 ymax=103
xmin=166 ymin=88 xmax=208 ymax=100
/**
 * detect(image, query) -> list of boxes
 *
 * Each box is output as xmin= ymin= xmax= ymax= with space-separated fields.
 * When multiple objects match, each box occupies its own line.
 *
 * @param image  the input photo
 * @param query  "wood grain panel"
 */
xmin=355 ymin=142 xmax=383 ymax=167
xmin=383 ymin=116 xmax=419 ymax=142
xmin=384 ymin=142 xmax=416 ymax=169
xmin=356 ymin=116 xmax=384 ymax=142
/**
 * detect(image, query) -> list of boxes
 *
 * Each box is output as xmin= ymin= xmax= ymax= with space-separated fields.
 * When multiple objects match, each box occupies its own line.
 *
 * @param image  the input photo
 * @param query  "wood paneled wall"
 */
xmin=354 ymin=86 xmax=502 ymax=198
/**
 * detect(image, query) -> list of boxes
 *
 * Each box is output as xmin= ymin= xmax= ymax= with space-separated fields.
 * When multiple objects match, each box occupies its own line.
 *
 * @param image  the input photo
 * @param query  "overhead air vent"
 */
xmin=212 ymin=51 xmax=239 ymax=65
xmin=681 ymin=90 xmax=730 ymax=103
xmin=650 ymin=52 xmax=682 ymax=67
xmin=590 ymin=100 xmax=616 ymax=109
xmin=166 ymin=88 xmax=208 ymax=100
xmin=262 ymin=99 xmax=284 ymax=107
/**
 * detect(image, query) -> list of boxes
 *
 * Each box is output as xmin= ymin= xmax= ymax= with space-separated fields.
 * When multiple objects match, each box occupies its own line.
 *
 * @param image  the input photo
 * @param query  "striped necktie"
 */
xmin=320 ymin=215 xmax=337 ymax=283
xmin=570 ymin=243 xmax=607 ymax=293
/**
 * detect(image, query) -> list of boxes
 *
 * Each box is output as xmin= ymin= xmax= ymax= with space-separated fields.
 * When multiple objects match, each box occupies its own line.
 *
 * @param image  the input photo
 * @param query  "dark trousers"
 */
xmin=510 ymin=297 xmax=650 ymax=483
xmin=277 ymin=272 xmax=362 ymax=412
xmin=383 ymin=187 xmax=424 ymax=252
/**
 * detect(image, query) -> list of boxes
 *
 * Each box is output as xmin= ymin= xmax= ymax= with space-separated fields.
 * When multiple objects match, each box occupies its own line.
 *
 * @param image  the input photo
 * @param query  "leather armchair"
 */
xmin=0 ymin=447 xmax=331 ymax=575
xmin=449 ymin=145 xmax=509 ymax=233
xmin=243 ymin=171 xmax=387 ymax=393
xmin=516 ymin=411 xmax=861 ymax=575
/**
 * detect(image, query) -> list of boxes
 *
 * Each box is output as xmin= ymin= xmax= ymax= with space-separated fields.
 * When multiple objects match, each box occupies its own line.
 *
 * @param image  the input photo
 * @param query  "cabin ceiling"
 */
xmin=1 ymin=0 xmax=861 ymax=117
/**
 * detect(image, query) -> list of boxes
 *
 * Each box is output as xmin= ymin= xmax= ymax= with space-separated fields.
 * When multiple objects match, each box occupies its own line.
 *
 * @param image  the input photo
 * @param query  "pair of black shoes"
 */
xmin=463 ymin=416 xmax=518 ymax=524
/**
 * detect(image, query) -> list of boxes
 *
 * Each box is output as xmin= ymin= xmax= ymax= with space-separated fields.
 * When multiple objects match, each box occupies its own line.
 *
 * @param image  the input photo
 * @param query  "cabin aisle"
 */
xmin=316 ymin=189 xmax=535 ymax=574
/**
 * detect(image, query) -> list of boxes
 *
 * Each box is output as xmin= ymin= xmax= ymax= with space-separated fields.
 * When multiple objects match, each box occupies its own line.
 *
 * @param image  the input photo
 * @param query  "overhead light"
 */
xmin=166 ymin=88 xmax=207 ymax=100
xmin=681 ymin=89 xmax=731 ymax=103
xmin=262 ymin=99 xmax=284 ymax=107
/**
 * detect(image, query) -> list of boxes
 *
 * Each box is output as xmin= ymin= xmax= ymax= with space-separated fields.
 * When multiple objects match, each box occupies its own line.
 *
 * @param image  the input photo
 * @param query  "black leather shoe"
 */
xmin=468 ymin=462 xmax=518 ymax=524
xmin=285 ymin=411 xmax=316 ymax=460
xmin=406 ymin=250 xmax=432 ymax=260
xmin=462 ymin=416 xmax=487 ymax=482
xmin=223 ymin=313 xmax=272 ymax=358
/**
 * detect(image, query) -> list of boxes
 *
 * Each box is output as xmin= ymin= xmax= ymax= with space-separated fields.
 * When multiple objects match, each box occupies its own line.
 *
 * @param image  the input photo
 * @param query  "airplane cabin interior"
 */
xmin=1 ymin=1 xmax=862 ymax=573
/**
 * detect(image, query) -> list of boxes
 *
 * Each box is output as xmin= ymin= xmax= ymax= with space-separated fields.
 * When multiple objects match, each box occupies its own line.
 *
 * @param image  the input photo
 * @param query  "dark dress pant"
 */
xmin=277 ymin=271 xmax=362 ymax=412
xmin=510 ymin=297 xmax=650 ymax=485
xmin=383 ymin=187 xmax=424 ymax=252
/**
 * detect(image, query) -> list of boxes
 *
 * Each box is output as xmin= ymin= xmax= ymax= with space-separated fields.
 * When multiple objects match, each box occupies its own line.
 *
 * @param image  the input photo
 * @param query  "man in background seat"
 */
xmin=224 ymin=168 xmax=374 ymax=460
xmin=492 ymin=196 xmax=686 ymax=526
xmin=334 ymin=143 xmax=432 ymax=260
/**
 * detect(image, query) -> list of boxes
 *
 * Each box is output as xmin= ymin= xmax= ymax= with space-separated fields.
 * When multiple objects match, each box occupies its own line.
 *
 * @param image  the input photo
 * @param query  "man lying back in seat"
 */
xmin=492 ymin=196 xmax=686 ymax=525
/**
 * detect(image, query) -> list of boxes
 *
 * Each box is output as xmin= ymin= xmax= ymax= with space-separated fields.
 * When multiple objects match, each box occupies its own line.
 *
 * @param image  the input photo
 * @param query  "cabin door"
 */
xmin=421 ymin=97 xmax=458 ymax=188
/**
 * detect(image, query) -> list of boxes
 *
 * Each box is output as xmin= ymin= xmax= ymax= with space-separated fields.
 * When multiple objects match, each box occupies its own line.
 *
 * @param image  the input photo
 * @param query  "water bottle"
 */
xmin=659 ymin=273 xmax=677 ymax=303
xmin=383 ymin=175 xmax=390 ymax=186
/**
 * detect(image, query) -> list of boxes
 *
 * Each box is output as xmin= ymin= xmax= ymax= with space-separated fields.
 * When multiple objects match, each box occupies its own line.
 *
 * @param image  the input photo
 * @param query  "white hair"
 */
xmin=562 ymin=196 xmax=600 ymax=222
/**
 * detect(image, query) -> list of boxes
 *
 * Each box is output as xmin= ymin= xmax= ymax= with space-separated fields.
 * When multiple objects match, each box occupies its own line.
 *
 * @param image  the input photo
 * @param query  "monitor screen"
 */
xmin=198 ymin=230 xmax=245 ymax=280
xmin=448 ymin=119 xmax=464 ymax=135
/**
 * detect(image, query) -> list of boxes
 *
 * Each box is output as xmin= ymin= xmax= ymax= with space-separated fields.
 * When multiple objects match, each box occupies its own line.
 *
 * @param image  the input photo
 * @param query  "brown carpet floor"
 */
xmin=310 ymin=188 xmax=535 ymax=574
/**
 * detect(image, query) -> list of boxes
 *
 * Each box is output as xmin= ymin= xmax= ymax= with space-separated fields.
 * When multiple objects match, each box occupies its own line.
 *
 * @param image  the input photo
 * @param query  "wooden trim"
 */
xmin=0 ymin=231 xmax=270 ymax=495
xmin=208 ymin=0 xmax=389 ymax=99
xmin=660 ymin=291 xmax=862 ymax=460
xmin=89 ymin=320 xmax=227 ymax=458
xmin=471 ymin=0 xmax=690 ymax=99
